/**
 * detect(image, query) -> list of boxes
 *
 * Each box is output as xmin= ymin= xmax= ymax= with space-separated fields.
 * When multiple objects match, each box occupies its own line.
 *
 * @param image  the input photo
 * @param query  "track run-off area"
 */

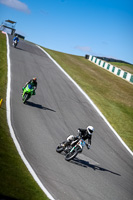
xmin=6 ymin=34 xmax=133 ymax=200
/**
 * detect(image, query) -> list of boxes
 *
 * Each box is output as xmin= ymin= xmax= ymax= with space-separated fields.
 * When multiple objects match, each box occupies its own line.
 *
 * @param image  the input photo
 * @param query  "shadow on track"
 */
xmin=70 ymin=157 xmax=121 ymax=176
xmin=14 ymin=47 xmax=24 ymax=51
xmin=26 ymin=101 xmax=56 ymax=112
xmin=11 ymin=45 xmax=23 ymax=51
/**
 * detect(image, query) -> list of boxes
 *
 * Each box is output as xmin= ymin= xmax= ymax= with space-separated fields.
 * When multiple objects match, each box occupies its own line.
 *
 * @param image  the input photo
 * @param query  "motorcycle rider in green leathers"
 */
xmin=22 ymin=77 xmax=37 ymax=95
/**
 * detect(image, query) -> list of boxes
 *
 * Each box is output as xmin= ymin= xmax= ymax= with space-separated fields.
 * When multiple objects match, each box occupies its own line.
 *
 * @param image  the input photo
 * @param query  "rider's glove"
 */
xmin=87 ymin=144 xmax=91 ymax=149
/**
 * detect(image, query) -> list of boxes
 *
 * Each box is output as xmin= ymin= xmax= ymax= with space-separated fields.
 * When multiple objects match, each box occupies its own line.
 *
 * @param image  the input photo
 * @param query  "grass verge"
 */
xmin=42 ymin=47 xmax=133 ymax=152
xmin=0 ymin=32 xmax=49 ymax=199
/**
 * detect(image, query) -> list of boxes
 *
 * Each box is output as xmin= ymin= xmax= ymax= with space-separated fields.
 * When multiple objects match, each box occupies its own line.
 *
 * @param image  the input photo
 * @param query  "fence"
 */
xmin=88 ymin=55 xmax=133 ymax=84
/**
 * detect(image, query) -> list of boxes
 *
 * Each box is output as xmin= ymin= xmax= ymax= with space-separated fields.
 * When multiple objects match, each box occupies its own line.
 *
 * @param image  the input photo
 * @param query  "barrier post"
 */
xmin=0 ymin=99 xmax=3 ymax=107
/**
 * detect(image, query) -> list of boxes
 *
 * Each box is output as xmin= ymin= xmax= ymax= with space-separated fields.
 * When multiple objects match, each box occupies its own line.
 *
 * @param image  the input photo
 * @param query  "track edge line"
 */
xmin=6 ymin=34 xmax=55 ymax=200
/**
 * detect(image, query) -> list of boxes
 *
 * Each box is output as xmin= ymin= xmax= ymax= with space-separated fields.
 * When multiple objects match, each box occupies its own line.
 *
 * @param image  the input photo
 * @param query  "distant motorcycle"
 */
xmin=22 ymin=84 xmax=34 ymax=104
xmin=56 ymin=137 xmax=86 ymax=161
xmin=13 ymin=40 xmax=18 ymax=48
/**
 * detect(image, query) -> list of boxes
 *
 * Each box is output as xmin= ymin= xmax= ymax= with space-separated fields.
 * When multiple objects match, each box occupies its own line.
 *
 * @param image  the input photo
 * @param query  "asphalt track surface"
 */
xmin=8 ymin=35 xmax=133 ymax=200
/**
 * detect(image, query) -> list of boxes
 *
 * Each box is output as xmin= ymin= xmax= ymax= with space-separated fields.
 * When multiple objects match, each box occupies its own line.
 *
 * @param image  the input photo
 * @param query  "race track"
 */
xmin=8 ymin=35 xmax=133 ymax=200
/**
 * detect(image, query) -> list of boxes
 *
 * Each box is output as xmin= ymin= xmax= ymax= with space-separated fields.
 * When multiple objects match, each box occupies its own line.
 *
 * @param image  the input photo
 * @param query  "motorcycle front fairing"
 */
xmin=73 ymin=139 xmax=86 ymax=153
xmin=22 ymin=84 xmax=34 ymax=96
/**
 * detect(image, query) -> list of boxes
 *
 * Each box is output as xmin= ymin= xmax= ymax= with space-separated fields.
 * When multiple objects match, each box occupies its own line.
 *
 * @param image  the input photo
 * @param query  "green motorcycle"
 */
xmin=22 ymin=84 xmax=34 ymax=104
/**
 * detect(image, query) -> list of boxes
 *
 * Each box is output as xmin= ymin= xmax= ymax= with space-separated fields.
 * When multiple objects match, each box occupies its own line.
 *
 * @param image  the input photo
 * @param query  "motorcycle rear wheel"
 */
xmin=56 ymin=142 xmax=66 ymax=153
xmin=56 ymin=146 xmax=64 ymax=153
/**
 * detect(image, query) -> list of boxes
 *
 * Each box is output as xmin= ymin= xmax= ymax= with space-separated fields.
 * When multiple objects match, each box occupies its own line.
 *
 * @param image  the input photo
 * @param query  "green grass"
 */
xmin=0 ymin=32 xmax=49 ymax=200
xmin=42 ymin=47 xmax=133 ymax=151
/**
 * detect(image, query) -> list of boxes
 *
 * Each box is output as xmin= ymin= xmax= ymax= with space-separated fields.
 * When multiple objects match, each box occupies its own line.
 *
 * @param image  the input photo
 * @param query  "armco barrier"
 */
xmin=88 ymin=55 xmax=133 ymax=84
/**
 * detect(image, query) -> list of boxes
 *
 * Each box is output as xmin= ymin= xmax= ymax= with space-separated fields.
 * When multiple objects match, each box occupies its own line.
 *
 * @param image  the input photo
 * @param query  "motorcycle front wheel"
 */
xmin=13 ymin=43 xmax=17 ymax=48
xmin=22 ymin=93 xmax=29 ymax=104
xmin=65 ymin=147 xmax=78 ymax=161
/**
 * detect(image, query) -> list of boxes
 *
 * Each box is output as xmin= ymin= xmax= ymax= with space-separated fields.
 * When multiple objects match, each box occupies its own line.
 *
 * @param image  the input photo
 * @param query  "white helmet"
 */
xmin=87 ymin=126 xmax=94 ymax=135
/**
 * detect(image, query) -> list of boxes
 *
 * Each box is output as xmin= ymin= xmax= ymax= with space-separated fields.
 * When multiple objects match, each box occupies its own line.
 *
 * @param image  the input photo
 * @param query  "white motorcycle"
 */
xmin=56 ymin=137 xmax=86 ymax=161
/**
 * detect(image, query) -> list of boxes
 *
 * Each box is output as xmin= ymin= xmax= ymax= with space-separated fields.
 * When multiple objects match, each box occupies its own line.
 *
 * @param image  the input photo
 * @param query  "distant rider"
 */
xmin=13 ymin=35 xmax=19 ymax=43
xmin=64 ymin=126 xmax=94 ymax=149
xmin=22 ymin=77 xmax=37 ymax=95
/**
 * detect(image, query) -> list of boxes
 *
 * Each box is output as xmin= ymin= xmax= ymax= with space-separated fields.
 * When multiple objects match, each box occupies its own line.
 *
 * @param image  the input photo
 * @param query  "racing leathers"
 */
xmin=23 ymin=79 xmax=37 ymax=95
xmin=65 ymin=128 xmax=92 ymax=149
xmin=13 ymin=36 xmax=19 ymax=42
